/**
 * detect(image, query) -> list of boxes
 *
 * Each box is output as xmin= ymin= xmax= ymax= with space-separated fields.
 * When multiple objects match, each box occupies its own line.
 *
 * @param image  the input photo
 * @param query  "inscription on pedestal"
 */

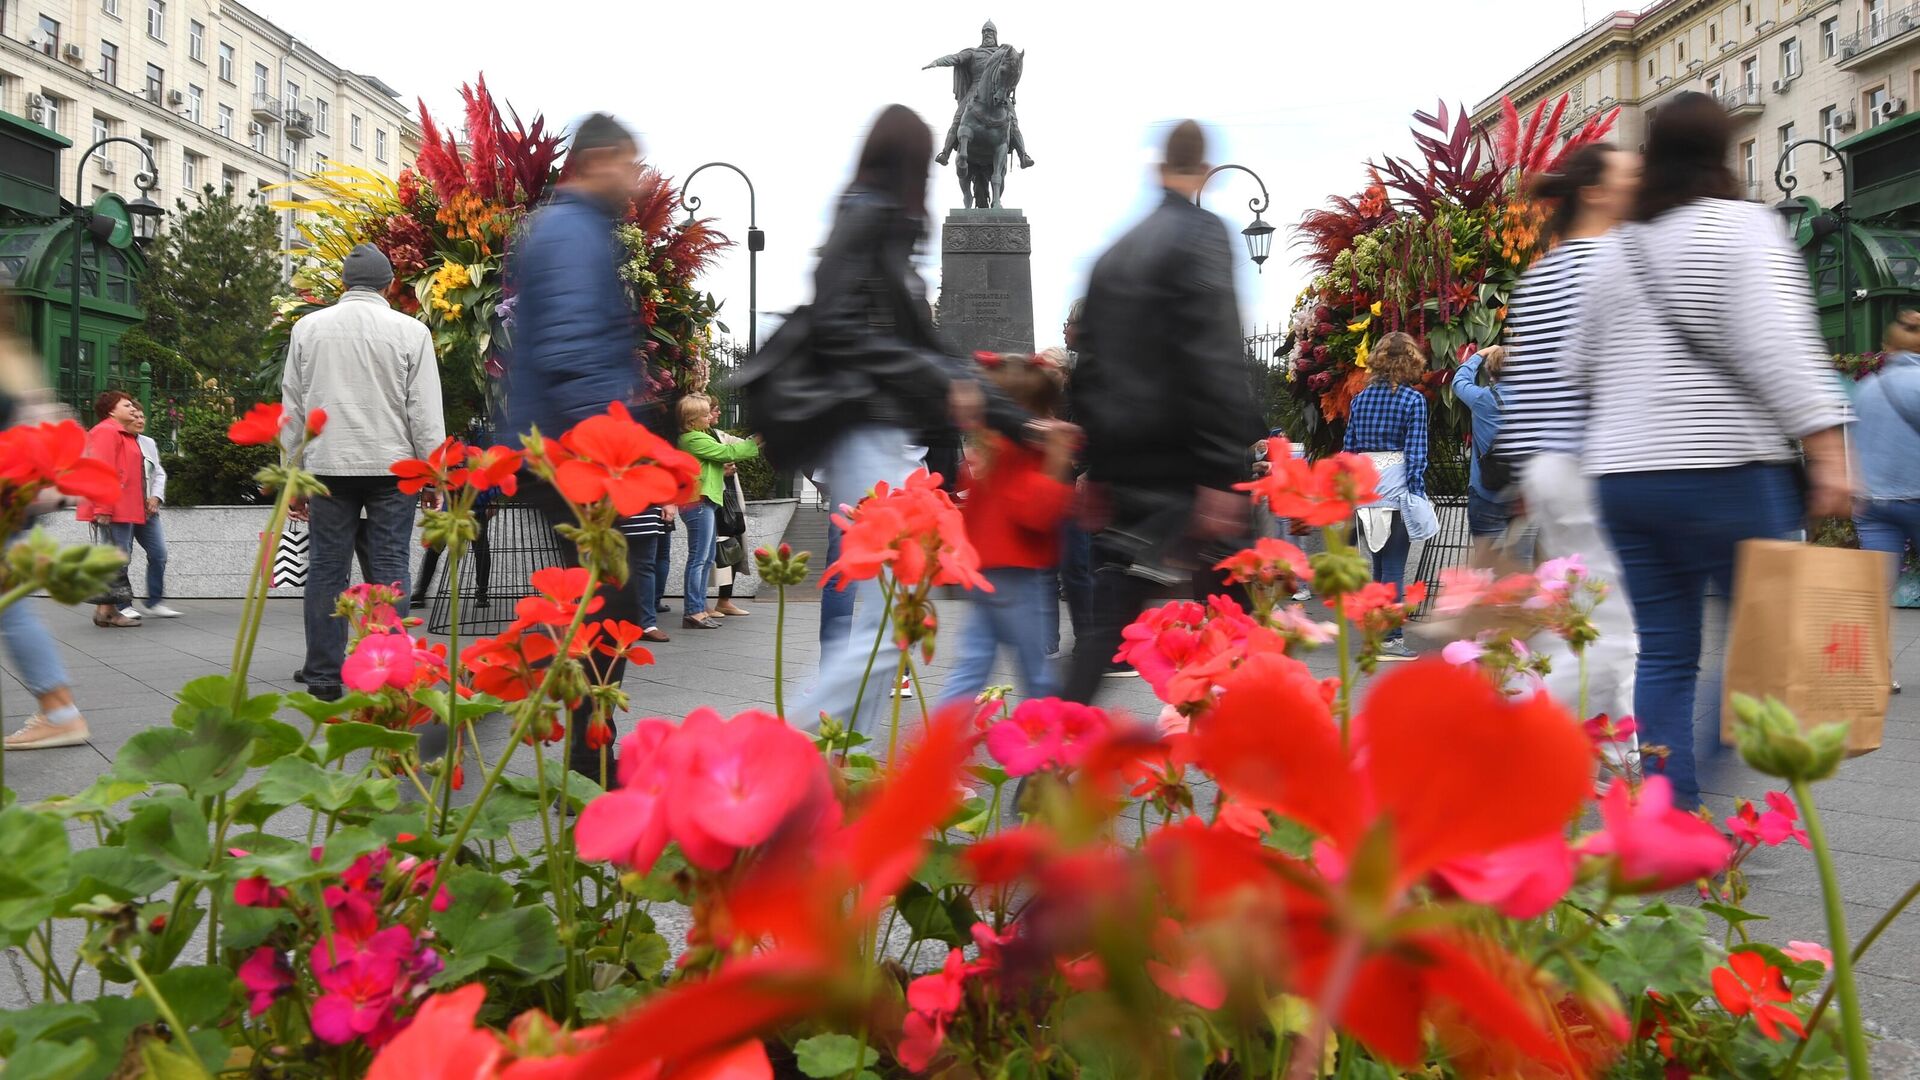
xmin=938 ymin=210 xmax=1035 ymax=357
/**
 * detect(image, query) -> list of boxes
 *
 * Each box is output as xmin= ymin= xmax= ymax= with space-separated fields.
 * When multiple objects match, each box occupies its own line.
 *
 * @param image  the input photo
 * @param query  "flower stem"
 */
xmin=848 ymin=577 xmax=897 ymax=737
xmin=431 ymin=523 xmax=466 ymax=836
xmin=1792 ymin=778 xmax=1871 ymax=1079
xmin=1783 ymin=875 xmax=1920 ymax=1077
xmin=773 ymin=580 xmax=787 ymax=721
xmin=127 ymin=951 xmax=200 ymax=1070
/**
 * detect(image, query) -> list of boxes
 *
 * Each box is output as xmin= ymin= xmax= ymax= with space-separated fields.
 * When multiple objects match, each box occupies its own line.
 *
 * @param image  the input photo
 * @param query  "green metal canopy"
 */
xmin=1780 ymin=197 xmax=1920 ymax=352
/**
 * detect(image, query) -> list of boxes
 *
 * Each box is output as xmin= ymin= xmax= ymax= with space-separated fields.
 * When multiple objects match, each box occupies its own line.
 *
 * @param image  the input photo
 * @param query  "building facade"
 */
xmin=0 ymin=0 xmax=418 ymax=241
xmin=1472 ymin=0 xmax=1920 ymax=210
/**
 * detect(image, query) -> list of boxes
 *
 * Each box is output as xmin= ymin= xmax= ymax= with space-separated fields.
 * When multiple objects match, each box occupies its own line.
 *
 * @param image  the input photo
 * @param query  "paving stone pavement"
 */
xmin=3 ymin=591 xmax=1919 ymax=1071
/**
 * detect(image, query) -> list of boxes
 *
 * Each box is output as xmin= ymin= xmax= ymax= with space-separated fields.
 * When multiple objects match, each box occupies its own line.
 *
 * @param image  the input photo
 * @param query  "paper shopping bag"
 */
xmin=271 ymin=521 xmax=310 ymax=589
xmin=1720 ymin=540 xmax=1888 ymax=755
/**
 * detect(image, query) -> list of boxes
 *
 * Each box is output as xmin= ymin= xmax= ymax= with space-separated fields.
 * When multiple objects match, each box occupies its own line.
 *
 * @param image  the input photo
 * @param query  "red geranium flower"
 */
xmin=1712 ymin=952 xmax=1807 ymax=1041
xmin=551 ymin=402 xmax=699 ymax=515
xmin=1238 ymin=437 xmax=1380 ymax=526
xmin=511 ymin=566 xmax=604 ymax=631
xmin=228 ymin=403 xmax=287 ymax=446
xmin=1215 ymin=536 xmax=1314 ymax=590
xmin=1578 ymin=777 xmax=1731 ymax=892
xmin=825 ymin=470 xmax=987 ymax=592
xmin=0 ymin=421 xmax=121 ymax=505
xmin=307 ymin=408 xmax=329 ymax=437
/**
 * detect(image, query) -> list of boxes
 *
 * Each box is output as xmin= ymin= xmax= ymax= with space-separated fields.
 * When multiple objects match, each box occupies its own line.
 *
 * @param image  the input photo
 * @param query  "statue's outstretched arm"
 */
xmin=922 ymin=50 xmax=969 ymax=70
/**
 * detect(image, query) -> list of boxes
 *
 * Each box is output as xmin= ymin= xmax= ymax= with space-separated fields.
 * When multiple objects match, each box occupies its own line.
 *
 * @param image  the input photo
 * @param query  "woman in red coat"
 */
xmin=79 ymin=390 xmax=147 ymax=628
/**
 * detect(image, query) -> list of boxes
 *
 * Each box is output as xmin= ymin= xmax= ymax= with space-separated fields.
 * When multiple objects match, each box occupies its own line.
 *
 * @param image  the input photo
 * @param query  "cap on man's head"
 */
xmin=341 ymin=243 xmax=394 ymax=291
xmin=1163 ymin=119 xmax=1209 ymax=176
xmin=570 ymin=113 xmax=636 ymax=158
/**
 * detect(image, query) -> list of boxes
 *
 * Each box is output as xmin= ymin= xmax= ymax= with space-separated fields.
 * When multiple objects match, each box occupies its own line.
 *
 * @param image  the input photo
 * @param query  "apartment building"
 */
xmin=0 ymin=0 xmax=418 ymax=241
xmin=1471 ymin=0 xmax=1920 ymax=210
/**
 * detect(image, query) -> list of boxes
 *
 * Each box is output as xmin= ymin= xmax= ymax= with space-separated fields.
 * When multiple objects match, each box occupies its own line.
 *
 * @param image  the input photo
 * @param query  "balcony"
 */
xmin=1838 ymin=3 xmax=1920 ymax=68
xmin=1715 ymin=82 xmax=1765 ymax=115
xmin=249 ymin=93 xmax=282 ymax=125
xmin=284 ymin=105 xmax=314 ymax=140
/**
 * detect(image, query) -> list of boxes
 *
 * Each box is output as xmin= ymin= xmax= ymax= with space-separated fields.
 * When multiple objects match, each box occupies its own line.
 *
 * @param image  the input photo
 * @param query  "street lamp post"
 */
xmin=1774 ymin=138 xmax=1853 ymax=349
xmin=69 ymin=137 xmax=165 ymax=399
xmin=1194 ymin=163 xmax=1276 ymax=272
xmin=677 ymin=162 xmax=764 ymax=354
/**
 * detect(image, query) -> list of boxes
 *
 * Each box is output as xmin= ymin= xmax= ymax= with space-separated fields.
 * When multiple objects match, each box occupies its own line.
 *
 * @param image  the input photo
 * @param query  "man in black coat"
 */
xmin=1063 ymin=120 xmax=1264 ymax=704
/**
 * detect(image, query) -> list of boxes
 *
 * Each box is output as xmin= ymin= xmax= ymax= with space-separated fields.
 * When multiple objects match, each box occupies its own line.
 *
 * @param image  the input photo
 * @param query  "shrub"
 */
xmin=159 ymin=402 xmax=277 ymax=505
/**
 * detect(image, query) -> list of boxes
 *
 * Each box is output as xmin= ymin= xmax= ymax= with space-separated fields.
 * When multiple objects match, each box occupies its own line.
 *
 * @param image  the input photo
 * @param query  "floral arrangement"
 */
xmin=0 ymin=410 xmax=1908 ymax=1077
xmin=1282 ymin=97 xmax=1618 ymax=456
xmin=272 ymin=76 xmax=729 ymax=427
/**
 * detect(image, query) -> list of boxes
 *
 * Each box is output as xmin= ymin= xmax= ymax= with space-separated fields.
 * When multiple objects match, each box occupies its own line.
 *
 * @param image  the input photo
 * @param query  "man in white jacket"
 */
xmin=281 ymin=244 xmax=445 ymax=701
xmin=127 ymin=409 xmax=182 ymax=619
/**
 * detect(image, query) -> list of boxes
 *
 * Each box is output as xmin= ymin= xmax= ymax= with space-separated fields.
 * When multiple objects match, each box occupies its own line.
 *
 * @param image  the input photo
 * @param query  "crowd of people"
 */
xmin=3 ymin=92 xmax=1916 ymax=818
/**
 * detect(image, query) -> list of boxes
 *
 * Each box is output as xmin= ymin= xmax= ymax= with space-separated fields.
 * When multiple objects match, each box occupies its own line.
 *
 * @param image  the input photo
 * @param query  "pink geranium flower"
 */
xmin=1579 ymin=776 xmax=1732 ymax=892
xmin=238 ymin=948 xmax=292 ymax=1016
xmin=1784 ymin=940 xmax=1833 ymax=969
xmin=233 ymin=875 xmax=289 ymax=908
xmin=342 ymin=632 xmax=418 ymax=694
xmin=1582 ymin=713 xmax=1638 ymax=744
xmin=1434 ymin=833 xmax=1577 ymax=918
xmin=983 ymin=699 xmax=1112 ymax=777
xmin=1441 ymin=639 xmax=1486 ymax=666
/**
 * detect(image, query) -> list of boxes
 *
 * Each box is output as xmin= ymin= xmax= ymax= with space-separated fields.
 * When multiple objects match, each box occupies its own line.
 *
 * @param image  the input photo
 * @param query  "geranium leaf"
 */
xmin=112 ymin=711 xmax=255 ymax=797
xmin=795 ymin=1034 xmax=880 ymax=1079
xmin=32 ymin=777 xmax=149 ymax=819
xmin=0 ymin=807 xmax=71 ymax=901
xmin=430 ymin=870 xmax=565 ymax=983
xmin=122 ymin=797 xmax=213 ymax=879
xmin=577 ymin=984 xmax=644 ymax=1022
xmin=1700 ymin=901 xmax=1769 ymax=927
xmin=254 ymin=757 xmax=400 ymax=815
xmin=323 ymin=721 xmax=419 ymax=762
xmin=151 ymin=965 xmax=235 ymax=1029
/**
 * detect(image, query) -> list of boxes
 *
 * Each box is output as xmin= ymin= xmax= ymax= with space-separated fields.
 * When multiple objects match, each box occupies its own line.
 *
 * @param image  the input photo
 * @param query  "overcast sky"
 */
xmin=270 ymin=0 xmax=1601 ymax=346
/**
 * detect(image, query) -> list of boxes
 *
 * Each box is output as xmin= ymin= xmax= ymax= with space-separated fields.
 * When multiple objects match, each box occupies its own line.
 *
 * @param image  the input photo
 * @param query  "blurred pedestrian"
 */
xmin=787 ymin=105 xmax=1028 ymax=734
xmin=1056 ymin=304 xmax=1094 ymax=649
xmin=282 ymin=242 xmax=446 ymax=702
xmin=1500 ymin=143 xmax=1643 ymax=758
xmin=1342 ymin=331 xmax=1437 ymax=661
xmin=1 ymin=308 xmax=91 ymax=749
xmin=78 ymin=390 xmax=147 ymax=629
xmin=813 ymin=469 xmax=853 ymax=654
xmin=504 ymin=112 xmax=651 ymax=776
xmin=1852 ymin=306 xmax=1920 ymax=591
xmin=1064 ymin=120 xmax=1263 ymax=703
xmin=939 ymin=353 xmax=1077 ymax=707
xmin=129 ymin=413 xmax=181 ymax=618
xmin=676 ymin=393 xmax=761 ymax=630
xmin=1572 ymin=92 xmax=1851 ymax=810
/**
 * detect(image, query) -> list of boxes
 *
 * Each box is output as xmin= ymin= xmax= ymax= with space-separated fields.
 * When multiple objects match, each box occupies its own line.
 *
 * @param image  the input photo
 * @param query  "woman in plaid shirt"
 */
xmin=1342 ymin=332 xmax=1434 ymax=660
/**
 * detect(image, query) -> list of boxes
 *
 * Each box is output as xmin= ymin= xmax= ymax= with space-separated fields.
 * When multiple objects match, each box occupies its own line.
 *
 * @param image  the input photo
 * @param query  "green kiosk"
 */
xmin=0 ymin=110 xmax=153 ymax=412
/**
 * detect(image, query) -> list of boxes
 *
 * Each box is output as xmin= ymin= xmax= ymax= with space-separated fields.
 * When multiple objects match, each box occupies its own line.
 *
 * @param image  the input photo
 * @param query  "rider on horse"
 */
xmin=923 ymin=19 xmax=1035 ymax=171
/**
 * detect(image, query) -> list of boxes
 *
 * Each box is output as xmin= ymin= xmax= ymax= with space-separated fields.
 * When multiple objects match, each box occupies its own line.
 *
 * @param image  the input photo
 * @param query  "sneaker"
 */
xmin=1291 ymin=588 xmax=1313 ymax=602
xmin=1377 ymin=639 xmax=1416 ymax=662
xmin=1103 ymin=664 xmax=1139 ymax=679
xmin=894 ymin=675 xmax=915 ymax=698
xmin=5 ymin=713 xmax=91 ymax=750
xmin=118 ymin=606 xmax=144 ymax=620
xmin=142 ymin=603 xmax=183 ymax=618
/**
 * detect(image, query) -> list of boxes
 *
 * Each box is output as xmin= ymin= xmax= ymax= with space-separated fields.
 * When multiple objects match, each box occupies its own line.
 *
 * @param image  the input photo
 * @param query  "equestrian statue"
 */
xmin=922 ymin=19 xmax=1033 ymax=209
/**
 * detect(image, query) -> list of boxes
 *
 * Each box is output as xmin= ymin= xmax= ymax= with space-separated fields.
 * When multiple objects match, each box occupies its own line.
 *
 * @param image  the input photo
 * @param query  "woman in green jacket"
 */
xmin=675 ymin=393 xmax=761 ymax=629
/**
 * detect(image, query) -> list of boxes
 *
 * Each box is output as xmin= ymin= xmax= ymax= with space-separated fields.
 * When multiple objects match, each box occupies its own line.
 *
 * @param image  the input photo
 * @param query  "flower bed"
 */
xmin=0 ymin=412 xmax=1904 ymax=1079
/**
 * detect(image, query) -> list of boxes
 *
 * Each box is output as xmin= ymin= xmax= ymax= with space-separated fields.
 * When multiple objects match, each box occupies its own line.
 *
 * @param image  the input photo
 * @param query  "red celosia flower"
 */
xmin=1578 ymin=777 xmax=1731 ymax=892
xmin=825 ymin=470 xmax=988 ymax=592
xmin=1237 ymin=437 xmax=1379 ymax=526
xmin=464 ymin=443 xmax=523 ymax=495
xmin=1712 ymin=952 xmax=1807 ymax=1041
xmin=391 ymin=439 xmax=463 ymax=495
xmin=551 ymin=402 xmax=699 ymax=515
xmin=1215 ymin=537 xmax=1314 ymax=590
xmin=1116 ymin=596 xmax=1261 ymax=705
xmin=1336 ymin=580 xmax=1427 ymax=627
xmin=591 ymin=620 xmax=657 ymax=667
xmin=228 ymin=403 xmax=287 ymax=446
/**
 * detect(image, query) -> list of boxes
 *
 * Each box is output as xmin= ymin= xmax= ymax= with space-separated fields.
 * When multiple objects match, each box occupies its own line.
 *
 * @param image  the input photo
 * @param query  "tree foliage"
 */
xmin=138 ymin=185 xmax=283 ymax=375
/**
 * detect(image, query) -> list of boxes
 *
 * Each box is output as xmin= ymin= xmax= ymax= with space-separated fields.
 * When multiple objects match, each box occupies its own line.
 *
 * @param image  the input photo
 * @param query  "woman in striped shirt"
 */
xmin=1500 ymin=143 xmax=1643 ymax=776
xmin=1569 ymin=93 xmax=1851 ymax=810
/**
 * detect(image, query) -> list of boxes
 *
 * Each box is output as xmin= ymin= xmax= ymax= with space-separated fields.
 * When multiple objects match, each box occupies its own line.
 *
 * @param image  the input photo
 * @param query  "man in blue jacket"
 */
xmin=505 ymin=112 xmax=647 ymax=779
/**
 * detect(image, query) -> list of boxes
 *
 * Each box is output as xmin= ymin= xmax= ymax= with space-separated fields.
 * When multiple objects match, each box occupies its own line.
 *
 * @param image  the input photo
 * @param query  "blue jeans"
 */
xmin=1467 ymin=491 xmax=1515 ymax=539
xmin=939 ymin=568 xmax=1058 ymax=707
xmin=819 ymin=520 xmax=853 ymax=651
xmin=1598 ymin=464 xmax=1802 ymax=810
xmin=793 ymin=426 xmax=922 ymax=734
xmin=655 ymin=519 xmax=673 ymax=607
xmin=1363 ymin=512 xmax=1411 ymax=640
xmin=1855 ymin=498 xmax=1920 ymax=591
xmin=1 ymin=532 xmax=69 ymax=696
xmin=680 ymin=500 xmax=716 ymax=617
xmin=627 ymin=530 xmax=666 ymax=631
xmin=303 ymin=477 xmax=416 ymax=695
xmin=131 ymin=512 xmax=168 ymax=604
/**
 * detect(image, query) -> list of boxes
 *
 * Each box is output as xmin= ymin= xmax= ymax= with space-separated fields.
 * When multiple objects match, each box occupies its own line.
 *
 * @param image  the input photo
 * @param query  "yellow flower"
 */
xmin=1370 ymin=300 xmax=1383 ymax=317
xmin=1347 ymin=314 xmax=1372 ymax=333
xmin=1355 ymin=333 xmax=1372 ymax=370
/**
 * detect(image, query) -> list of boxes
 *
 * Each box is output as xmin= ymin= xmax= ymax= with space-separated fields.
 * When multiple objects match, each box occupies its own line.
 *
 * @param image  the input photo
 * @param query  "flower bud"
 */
xmin=546 ymin=657 xmax=590 ymax=707
xmin=1308 ymin=548 xmax=1372 ymax=599
xmin=1730 ymin=694 xmax=1848 ymax=783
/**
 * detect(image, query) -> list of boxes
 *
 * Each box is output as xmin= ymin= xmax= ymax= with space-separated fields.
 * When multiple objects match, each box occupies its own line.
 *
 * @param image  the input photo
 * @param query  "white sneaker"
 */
xmin=142 ymin=603 xmax=183 ymax=618
xmin=118 ymin=606 xmax=144 ymax=620
xmin=894 ymin=675 xmax=915 ymax=699
xmin=5 ymin=714 xmax=91 ymax=750
xmin=1292 ymin=588 xmax=1312 ymax=602
xmin=1377 ymin=639 xmax=1416 ymax=662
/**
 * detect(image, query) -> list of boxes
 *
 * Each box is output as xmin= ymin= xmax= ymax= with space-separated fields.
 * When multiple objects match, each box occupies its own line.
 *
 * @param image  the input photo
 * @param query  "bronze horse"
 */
xmin=954 ymin=48 xmax=1024 ymax=209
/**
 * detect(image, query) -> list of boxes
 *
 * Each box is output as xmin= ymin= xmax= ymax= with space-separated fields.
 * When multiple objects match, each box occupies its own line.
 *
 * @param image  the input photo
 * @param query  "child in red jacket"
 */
xmin=938 ymin=353 xmax=1078 ymax=707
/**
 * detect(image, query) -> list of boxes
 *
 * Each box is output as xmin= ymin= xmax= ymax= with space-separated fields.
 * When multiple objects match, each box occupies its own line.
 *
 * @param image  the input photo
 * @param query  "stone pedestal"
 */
xmin=937 ymin=208 xmax=1034 ymax=357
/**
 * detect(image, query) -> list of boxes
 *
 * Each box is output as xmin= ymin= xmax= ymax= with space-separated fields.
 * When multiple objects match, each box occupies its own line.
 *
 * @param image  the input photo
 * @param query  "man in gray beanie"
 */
xmin=281 ymin=242 xmax=445 ymax=701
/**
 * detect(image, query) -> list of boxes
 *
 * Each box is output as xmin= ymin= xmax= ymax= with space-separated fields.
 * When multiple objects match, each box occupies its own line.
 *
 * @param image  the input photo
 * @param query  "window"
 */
xmin=187 ymin=20 xmax=203 ymax=61
xmin=1779 ymin=121 xmax=1798 ymax=174
xmin=285 ymin=80 xmax=300 ymax=110
xmin=253 ymin=63 xmax=268 ymax=98
xmin=222 ymin=167 xmax=241 ymax=194
xmin=186 ymin=84 xmax=202 ymax=124
xmin=1781 ymin=37 xmax=1801 ymax=79
xmin=1709 ymin=73 xmax=1725 ymax=98
xmin=1821 ymin=17 xmax=1838 ymax=57
xmin=1869 ymin=0 xmax=1887 ymax=35
xmin=374 ymin=129 xmax=387 ymax=162
xmin=217 ymin=103 xmax=233 ymax=139
xmin=350 ymin=114 xmax=362 ymax=148
xmin=1820 ymin=104 xmax=1841 ymax=153
xmin=103 ymin=0 xmax=119 ymax=16
xmin=1711 ymin=22 xmax=1719 ymax=44
xmin=1648 ymin=57 xmax=1657 ymax=78
xmin=250 ymin=122 xmax=266 ymax=154
xmin=92 ymin=115 xmax=110 ymax=148
xmin=182 ymin=152 xmax=198 ymax=191
xmin=146 ymin=0 xmax=165 ymax=41
xmin=1678 ymin=37 xmax=1688 ymax=64
xmin=41 ymin=96 xmax=60 ymax=135
xmin=100 ymin=41 xmax=118 ymax=85
xmin=313 ymin=152 xmax=327 ymax=173
xmin=139 ymin=133 xmax=160 ymax=181
xmin=282 ymin=139 xmax=295 ymax=166
xmin=1867 ymin=84 xmax=1891 ymax=123
xmin=218 ymin=43 xmax=234 ymax=83
xmin=35 ymin=15 xmax=58 ymax=56
xmin=1741 ymin=56 xmax=1758 ymax=89
xmin=315 ymin=99 xmax=329 ymax=133
xmin=145 ymin=63 xmax=164 ymax=103
xmin=1744 ymin=2 xmax=1753 ymax=23
xmin=1741 ymin=139 xmax=1758 ymax=189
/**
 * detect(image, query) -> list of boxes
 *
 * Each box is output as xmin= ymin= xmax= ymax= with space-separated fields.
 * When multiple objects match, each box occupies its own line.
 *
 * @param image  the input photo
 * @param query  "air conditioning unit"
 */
xmin=26 ymin=34 xmax=48 ymax=52
xmin=167 ymin=89 xmax=185 ymax=106
xmin=62 ymin=42 xmax=85 ymax=64
xmin=1772 ymin=76 xmax=1797 ymax=92
xmin=1878 ymin=98 xmax=1909 ymax=121
xmin=99 ymin=158 xmax=117 ymax=174
xmin=1835 ymin=108 xmax=1858 ymax=130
